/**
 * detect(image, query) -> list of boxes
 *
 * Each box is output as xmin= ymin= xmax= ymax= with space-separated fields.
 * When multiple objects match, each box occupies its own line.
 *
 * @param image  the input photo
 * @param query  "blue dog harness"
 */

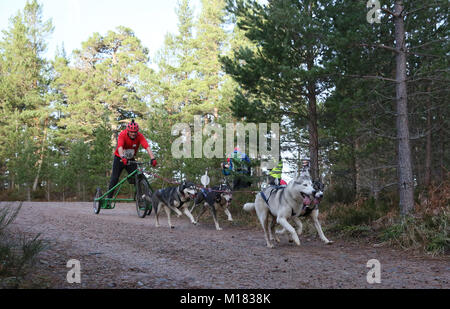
xmin=200 ymin=188 xmax=211 ymax=196
xmin=260 ymin=185 xmax=285 ymax=205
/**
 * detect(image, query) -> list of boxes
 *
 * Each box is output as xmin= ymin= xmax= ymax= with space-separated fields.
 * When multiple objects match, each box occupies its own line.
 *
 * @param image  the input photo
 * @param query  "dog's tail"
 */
xmin=243 ymin=203 xmax=255 ymax=212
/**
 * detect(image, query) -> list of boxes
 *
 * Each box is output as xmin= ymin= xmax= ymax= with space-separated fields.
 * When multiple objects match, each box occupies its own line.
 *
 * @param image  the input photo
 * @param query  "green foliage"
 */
xmin=326 ymin=197 xmax=390 ymax=228
xmin=0 ymin=0 xmax=54 ymax=195
xmin=0 ymin=203 xmax=46 ymax=288
xmin=145 ymin=0 xmax=237 ymax=184
xmin=4 ymin=127 xmax=39 ymax=195
xmin=221 ymin=0 xmax=338 ymax=179
xmin=339 ymin=225 xmax=372 ymax=239
xmin=322 ymin=0 xmax=449 ymax=201
xmin=52 ymin=25 xmax=153 ymax=143
xmin=89 ymin=125 xmax=114 ymax=189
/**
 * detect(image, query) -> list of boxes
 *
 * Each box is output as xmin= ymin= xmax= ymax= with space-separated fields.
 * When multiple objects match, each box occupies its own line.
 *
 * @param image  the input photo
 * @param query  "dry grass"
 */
xmin=380 ymin=177 xmax=449 ymax=256
xmin=319 ymin=175 xmax=449 ymax=256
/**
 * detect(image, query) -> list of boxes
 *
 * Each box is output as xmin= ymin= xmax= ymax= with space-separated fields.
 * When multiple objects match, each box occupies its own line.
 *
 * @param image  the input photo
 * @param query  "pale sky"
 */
xmin=0 ymin=0 xmax=201 ymax=65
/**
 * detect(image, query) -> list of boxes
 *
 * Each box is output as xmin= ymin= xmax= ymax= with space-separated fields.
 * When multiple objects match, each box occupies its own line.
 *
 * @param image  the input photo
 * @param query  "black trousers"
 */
xmin=268 ymin=176 xmax=280 ymax=186
xmin=107 ymin=156 xmax=137 ymax=198
xmin=233 ymin=173 xmax=251 ymax=190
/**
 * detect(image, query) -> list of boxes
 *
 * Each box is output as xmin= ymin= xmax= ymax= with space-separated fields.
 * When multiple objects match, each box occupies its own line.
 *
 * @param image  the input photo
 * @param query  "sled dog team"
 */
xmin=151 ymin=168 xmax=333 ymax=248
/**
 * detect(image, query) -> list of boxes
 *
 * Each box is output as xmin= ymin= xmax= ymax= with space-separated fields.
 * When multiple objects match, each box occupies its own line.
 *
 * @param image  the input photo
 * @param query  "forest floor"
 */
xmin=5 ymin=201 xmax=449 ymax=289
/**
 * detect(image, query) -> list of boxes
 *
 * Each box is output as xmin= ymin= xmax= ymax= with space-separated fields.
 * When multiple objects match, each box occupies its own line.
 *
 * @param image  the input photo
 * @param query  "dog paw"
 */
xmin=266 ymin=243 xmax=275 ymax=249
xmin=325 ymin=240 xmax=334 ymax=245
xmin=216 ymin=227 xmax=223 ymax=231
xmin=275 ymin=228 xmax=285 ymax=235
xmin=170 ymin=226 xmax=175 ymax=229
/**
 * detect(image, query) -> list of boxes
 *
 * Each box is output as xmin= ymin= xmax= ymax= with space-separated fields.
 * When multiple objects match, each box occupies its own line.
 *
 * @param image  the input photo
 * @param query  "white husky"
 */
xmin=244 ymin=170 xmax=331 ymax=248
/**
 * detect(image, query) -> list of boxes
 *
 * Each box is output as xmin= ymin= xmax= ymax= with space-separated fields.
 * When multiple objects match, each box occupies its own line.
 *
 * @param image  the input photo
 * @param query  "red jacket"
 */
xmin=114 ymin=130 xmax=149 ymax=158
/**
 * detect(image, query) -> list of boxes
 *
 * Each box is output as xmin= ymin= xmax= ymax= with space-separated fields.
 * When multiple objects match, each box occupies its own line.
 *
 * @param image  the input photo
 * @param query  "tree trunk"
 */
xmin=306 ymin=55 xmax=319 ymax=180
xmin=394 ymin=0 xmax=415 ymax=216
xmin=439 ymin=110 xmax=445 ymax=182
xmin=77 ymin=180 xmax=81 ymax=200
xmin=27 ymin=186 xmax=31 ymax=202
xmin=47 ymin=181 xmax=50 ymax=201
xmin=424 ymin=85 xmax=432 ymax=187
xmin=307 ymin=89 xmax=319 ymax=181
xmin=354 ymin=137 xmax=361 ymax=195
xmin=110 ymin=116 xmax=119 ymax=149
xmin=33 ymin=117 xmax=49 ymax=191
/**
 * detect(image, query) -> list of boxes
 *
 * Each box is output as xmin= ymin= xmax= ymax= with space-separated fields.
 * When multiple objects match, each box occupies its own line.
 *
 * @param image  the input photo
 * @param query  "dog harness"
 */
xmin=200 ymin=188 xmax=211 ymax=197
xmin=260 ymin=185 xmax=285 ymax=205
xmin=259 ymin=185 xmax=287 ymax=215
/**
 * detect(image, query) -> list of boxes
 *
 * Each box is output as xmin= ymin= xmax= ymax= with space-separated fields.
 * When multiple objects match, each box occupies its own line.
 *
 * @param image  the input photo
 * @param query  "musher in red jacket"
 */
xmin=107 ymin=120 xmax=157 ymax=198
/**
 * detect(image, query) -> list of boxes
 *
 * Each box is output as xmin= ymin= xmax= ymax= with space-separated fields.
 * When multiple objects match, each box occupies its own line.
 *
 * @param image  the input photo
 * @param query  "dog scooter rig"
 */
xmin=93 ymin=160 xmax=153 ymax=218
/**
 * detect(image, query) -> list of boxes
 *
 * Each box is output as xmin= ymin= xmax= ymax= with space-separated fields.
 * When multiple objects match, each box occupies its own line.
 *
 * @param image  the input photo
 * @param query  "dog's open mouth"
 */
xmin=301 ymin=193 xmax=312 ymax=206
xmin=183 ymin=190 xmax=197 ymax=199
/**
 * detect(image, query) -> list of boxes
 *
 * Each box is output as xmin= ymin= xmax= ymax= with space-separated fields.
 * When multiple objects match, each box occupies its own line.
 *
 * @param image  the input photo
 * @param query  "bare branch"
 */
xmin=405 ymin=50 xmax=444 ymax=58
xmin=405 ymin=4 xmax=440 ymax=16
xmin=361 ymin=165 xmax=397 ymax=172
xmin=381 ymin=7 xmax=396 ymax=17
xmin=409 ymin=123 xmax=446 ymax=140
xmin=359 ymin=43 xmax=398 ymax=53
xmin=410 ymin=39 xmax=447 ymax=50
xmin=346 ymin=74 xmax=397 ymax=82
xmin=407 ymin=77 xmax=450 ymax=83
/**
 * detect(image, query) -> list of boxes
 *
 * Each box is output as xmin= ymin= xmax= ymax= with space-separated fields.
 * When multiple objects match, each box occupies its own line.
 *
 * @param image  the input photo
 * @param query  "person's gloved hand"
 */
xmin=121 ymin=156 xmax=128 ymax=166
xmin=151 ymin=158 xmax=157 ymax=167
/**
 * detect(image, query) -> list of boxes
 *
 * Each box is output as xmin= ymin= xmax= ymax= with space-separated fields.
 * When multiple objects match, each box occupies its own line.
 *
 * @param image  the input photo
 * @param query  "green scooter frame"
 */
xmin=93 ymin=162 xmax=153 ymax=218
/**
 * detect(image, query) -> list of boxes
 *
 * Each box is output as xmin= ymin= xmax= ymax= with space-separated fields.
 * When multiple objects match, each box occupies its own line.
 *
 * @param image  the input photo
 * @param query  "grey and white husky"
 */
xmin=243 ymin=170 xmax=331 ymax=248
xmin=275 ymin=179 xmax=333 ymax=245
xmin=152 ymin=181 xmax=199 ymax=229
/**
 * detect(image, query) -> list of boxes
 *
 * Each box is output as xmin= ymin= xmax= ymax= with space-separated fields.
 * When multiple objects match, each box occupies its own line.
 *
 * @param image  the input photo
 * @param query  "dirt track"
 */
xmin=5 ymin=201 xmax=449 ymax=289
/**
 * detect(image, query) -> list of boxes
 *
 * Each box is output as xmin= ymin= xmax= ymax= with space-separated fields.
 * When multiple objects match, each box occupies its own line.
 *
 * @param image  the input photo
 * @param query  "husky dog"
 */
xmin=152 ymin=181 xmax=198 ymax=229
xmin=191 ymin=184 xmax=233 ymax=231
xmin=276 ymin=179 xmax=333 ymax=245
xmin=243 ymin=170 xmax=318 ymax=248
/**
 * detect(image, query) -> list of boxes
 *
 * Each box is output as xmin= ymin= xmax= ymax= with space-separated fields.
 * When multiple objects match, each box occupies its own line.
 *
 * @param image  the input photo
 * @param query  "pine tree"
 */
xmin=52 ymin=26 xmax=152 ymax=144
xmin=0 ymin=0 xmax=53 ymax=193
xmin=148 ymin=0 xmax=234 ymax=183
xmin=322 ymin=0 xmax=449 ymax=214
xmin=222 ymin=0 xmax=332 ymax=179
xmin=89 ymin=125 xmax=114 ymax=191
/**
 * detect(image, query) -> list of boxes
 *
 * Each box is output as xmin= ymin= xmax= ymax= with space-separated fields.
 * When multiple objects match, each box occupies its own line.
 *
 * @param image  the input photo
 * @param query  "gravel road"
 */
xmin=5 ymin=201 xmax=449 ymax=289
